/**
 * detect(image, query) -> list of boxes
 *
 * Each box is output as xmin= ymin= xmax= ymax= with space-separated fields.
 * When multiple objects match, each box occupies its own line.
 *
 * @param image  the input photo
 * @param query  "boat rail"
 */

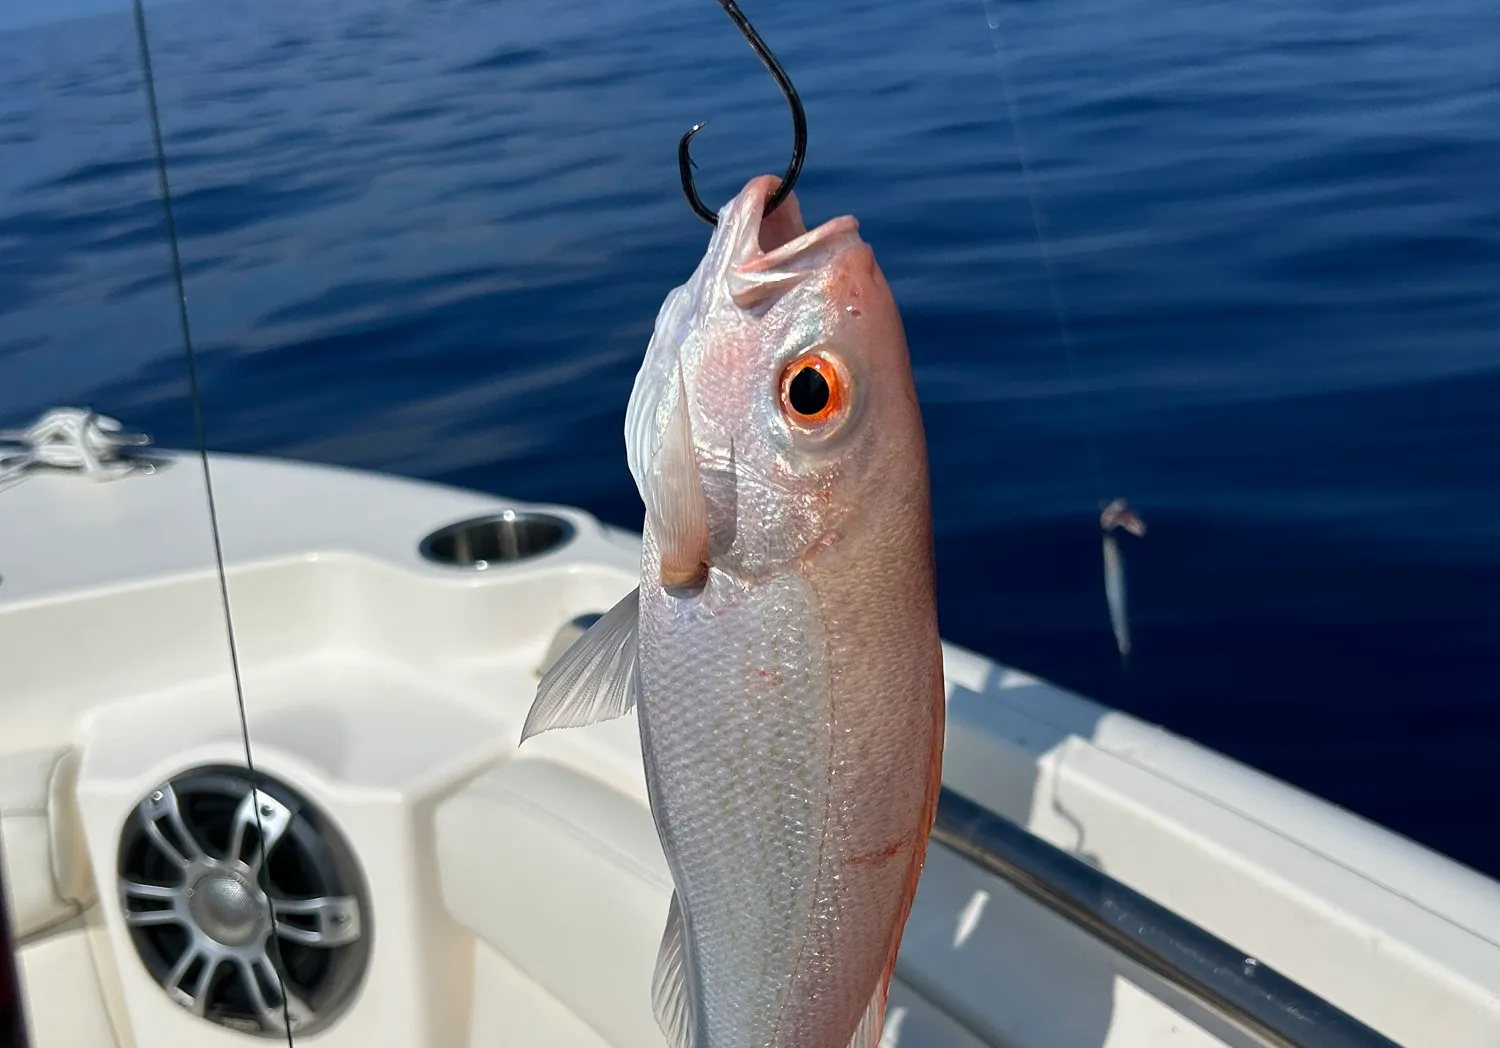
xmin=932 ymin=787 xmax=1405 ymax=1048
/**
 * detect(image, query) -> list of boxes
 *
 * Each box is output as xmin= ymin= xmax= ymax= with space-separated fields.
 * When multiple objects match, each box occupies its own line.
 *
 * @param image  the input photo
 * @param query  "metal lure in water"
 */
xmin=1100 ymin=498 xmax=1146 ymax=659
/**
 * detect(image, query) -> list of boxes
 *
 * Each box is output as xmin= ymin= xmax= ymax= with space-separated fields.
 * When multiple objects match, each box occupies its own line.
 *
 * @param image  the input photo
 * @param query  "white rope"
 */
xmin=0 ymin=408 xmax=152 ymax=484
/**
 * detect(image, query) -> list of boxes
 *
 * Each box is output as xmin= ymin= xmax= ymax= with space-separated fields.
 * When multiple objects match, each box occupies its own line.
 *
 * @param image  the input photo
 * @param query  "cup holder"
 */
xmin=419 ymin=510 xmax=575 ymax=569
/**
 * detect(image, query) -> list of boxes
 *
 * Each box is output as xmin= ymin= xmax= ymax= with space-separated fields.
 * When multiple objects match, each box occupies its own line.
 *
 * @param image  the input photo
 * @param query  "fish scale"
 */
xmin=639 ymin=558 xmax=829 ymax=1044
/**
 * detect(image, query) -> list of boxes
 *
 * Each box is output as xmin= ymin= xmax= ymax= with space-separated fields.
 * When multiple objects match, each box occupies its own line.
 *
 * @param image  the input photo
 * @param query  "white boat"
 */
xmin=0 ymin=414 xmax=1495 ymax=1048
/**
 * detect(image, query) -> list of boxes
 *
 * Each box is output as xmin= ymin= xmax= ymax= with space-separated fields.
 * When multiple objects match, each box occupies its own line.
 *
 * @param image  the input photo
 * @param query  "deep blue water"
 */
xmin=2 ymin=0 xmax=1498 ymax=876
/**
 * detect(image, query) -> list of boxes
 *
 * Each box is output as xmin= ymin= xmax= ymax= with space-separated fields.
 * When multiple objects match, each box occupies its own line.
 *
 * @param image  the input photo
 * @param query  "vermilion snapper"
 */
xmin=521 ymin=174 xmax=945 ymax=1048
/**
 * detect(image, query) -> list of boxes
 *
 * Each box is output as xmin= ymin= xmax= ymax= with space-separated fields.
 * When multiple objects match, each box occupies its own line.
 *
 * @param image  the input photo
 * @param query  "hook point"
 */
xmin=679 ymin=0 xmax=806 ymax=228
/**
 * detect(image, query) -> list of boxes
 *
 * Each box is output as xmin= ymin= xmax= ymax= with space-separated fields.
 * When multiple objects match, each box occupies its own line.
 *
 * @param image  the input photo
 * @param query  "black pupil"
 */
xmin=788 ymin=366 xmax=831 ymax=416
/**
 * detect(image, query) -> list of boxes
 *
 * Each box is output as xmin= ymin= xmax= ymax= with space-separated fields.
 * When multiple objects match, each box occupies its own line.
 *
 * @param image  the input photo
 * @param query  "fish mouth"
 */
xmin=742 ymin=174 xmax=858 ymax=255
xmin=726 ymin=174 xmax=861 ymax=308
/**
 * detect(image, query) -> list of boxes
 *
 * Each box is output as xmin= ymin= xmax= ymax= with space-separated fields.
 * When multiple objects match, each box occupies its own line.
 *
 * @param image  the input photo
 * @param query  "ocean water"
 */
xmin=1 ymin=0 xmax=1498 ymax=877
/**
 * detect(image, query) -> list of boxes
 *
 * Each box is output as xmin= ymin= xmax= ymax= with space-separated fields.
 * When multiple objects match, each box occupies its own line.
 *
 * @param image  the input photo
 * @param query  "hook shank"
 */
xmin=680 ymin=0 xmax=807 ymax=227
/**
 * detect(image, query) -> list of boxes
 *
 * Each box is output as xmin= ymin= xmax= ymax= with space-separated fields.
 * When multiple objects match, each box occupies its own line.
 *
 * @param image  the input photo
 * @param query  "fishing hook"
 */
xmin=679 ymin=0 xmax=807 ymax=227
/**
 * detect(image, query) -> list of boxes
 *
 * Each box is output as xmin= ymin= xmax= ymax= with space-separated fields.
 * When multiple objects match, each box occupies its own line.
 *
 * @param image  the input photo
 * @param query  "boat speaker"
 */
xmin=116 ymin=765 xmax=371 ymax=1037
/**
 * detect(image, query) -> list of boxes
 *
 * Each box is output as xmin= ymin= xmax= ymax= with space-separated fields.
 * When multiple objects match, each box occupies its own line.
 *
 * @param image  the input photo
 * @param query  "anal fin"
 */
xmin=651 ymin=892 xmax=695 ymax=1048
xmin=847 ymin=982 xmax=888 ymax=1048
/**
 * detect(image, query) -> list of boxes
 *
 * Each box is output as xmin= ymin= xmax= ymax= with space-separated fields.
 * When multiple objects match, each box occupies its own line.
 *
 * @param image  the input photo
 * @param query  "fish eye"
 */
xmin=788 ymin=367 xmax=829 ymax=415
xmin=778 ymin=349 xmax=851 ymax=436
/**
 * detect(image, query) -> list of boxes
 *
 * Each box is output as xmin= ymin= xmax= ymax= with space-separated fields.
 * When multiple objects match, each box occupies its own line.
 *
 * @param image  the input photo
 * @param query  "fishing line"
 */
xmin=129 ymin=2 xmax=298 ymax=1042
xmin=978 ymin=0 xmax=1145 ymax=661
xmin=979 ymin=0 xmax=1103 ymax=491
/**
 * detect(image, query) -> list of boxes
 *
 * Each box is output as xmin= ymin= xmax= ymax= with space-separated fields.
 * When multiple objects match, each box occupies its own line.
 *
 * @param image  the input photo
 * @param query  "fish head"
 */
xmin=626 ymin=175 xmax=927 ymax=585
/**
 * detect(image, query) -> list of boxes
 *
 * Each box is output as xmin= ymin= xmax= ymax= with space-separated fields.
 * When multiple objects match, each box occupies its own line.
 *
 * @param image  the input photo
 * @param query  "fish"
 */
xmin=519 ymin=174 xmax=945 ymax=1048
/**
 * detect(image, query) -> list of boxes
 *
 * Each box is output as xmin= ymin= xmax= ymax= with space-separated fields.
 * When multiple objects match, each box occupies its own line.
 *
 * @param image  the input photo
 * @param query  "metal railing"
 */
xmin=932 ymin=787 xmax=1405 ymax=1048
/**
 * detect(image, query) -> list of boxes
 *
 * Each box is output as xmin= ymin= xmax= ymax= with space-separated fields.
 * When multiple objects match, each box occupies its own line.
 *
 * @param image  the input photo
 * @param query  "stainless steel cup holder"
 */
xmin=419 ymin=510 xmax=575 ymax=569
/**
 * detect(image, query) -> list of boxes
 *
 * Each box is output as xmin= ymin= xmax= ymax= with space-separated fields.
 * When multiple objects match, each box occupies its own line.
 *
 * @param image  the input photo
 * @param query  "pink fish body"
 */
xmin=522 ymin=175 xmax=945 ymax=1048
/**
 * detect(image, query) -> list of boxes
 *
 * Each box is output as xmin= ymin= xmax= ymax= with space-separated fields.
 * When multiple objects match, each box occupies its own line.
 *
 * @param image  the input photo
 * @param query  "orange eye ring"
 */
xmin=778 ymin=350 xmax=851 ymax=434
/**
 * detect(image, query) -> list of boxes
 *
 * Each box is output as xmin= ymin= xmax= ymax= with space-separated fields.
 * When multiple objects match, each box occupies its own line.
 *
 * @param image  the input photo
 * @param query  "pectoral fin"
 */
xmin=518 ymin=588 xmax=640 ymax=743
xmin=646 ymin=363 xmax=710 ymax=589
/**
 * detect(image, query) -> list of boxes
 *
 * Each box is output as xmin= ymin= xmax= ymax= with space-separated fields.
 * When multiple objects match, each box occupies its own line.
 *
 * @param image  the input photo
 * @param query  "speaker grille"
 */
xmin=117 ymin=766 xmax=371 ymax=1037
